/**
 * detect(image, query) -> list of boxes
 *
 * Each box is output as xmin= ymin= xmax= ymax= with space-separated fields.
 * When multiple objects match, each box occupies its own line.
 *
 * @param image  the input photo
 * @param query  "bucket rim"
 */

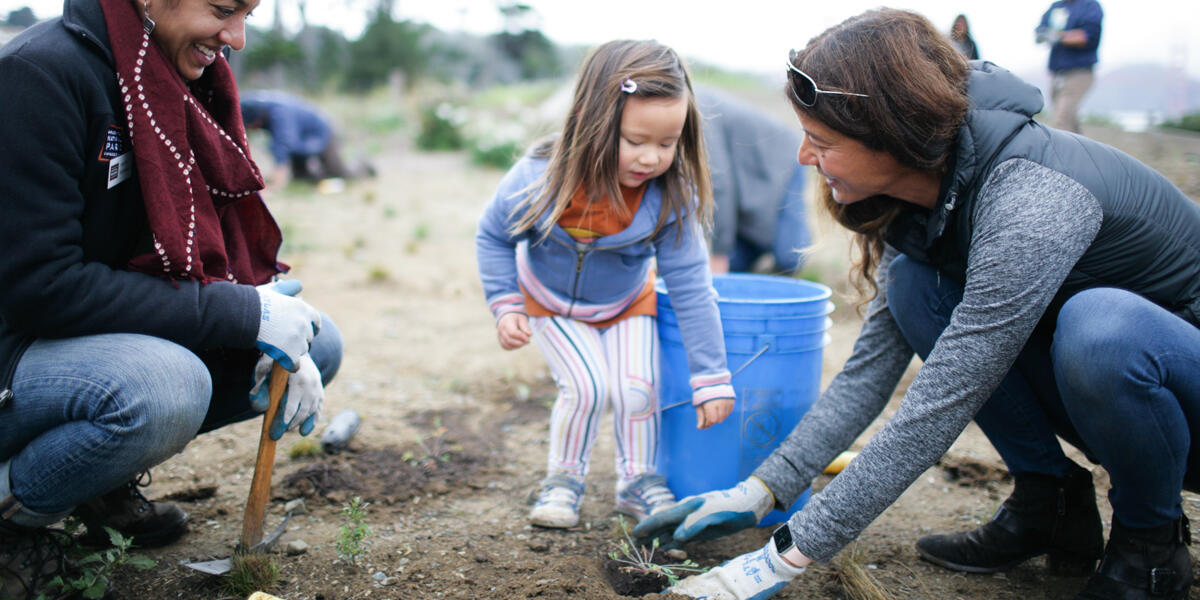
xmin=656 ymin=273 xmax=833 ymax=305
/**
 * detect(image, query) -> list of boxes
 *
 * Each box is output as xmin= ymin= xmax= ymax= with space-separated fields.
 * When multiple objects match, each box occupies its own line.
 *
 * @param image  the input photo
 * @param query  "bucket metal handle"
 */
xmin=660 ymin=342 xmax=771 ymax=412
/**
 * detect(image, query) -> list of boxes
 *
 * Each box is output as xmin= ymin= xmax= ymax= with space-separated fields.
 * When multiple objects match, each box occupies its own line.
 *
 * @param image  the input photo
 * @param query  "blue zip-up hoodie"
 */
xmin=475 ymin=155 xmax=733 ymax=405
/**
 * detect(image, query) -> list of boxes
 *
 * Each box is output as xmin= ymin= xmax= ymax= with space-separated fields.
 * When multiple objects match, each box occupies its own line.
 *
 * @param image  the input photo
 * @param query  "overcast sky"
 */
xmin=4 ymin=0 xmax=1198 ymax=78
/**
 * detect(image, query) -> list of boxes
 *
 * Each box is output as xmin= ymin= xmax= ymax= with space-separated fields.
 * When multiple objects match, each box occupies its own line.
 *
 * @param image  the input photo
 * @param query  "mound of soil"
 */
xmin=600 ymin=556 xmax=670 ymax=597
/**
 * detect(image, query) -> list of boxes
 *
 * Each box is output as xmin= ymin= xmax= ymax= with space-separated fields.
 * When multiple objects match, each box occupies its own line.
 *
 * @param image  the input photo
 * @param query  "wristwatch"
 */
xmin=772 ymin=523 xmax=795 ymax=555
xmin=772 ymin=523 xmax=810 ymax=569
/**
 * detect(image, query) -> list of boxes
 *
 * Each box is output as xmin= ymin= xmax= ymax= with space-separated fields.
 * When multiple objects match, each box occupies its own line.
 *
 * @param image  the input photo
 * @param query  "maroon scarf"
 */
xmin=100 ymin=0 xmax=283 ymax=285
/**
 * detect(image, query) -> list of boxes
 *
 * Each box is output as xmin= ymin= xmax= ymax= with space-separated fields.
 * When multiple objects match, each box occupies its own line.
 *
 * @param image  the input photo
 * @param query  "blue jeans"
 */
xmin=887 ymin=255 xmax=1200 ymax=528
xmin=728 ymin=165 xmax=811 ymax=274
xmin=0 ymin=315 xmax=342 ymax=527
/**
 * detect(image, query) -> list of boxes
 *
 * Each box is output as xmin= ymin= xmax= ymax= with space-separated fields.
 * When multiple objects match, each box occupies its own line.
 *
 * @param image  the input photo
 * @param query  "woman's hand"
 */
xmin=632 ymin=476 xmax=774 ymax=547
xmin=496 ymin=313 xmax=532 ymax=350
xmin=669 ymin=539 xmax=806 ymax=599
xmin=696 ymin=398 xmax=734 ymax=429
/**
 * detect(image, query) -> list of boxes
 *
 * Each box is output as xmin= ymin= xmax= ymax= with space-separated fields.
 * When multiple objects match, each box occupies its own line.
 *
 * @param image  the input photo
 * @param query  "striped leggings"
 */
xmin=531 ymin=314 xmax=660 ymax=485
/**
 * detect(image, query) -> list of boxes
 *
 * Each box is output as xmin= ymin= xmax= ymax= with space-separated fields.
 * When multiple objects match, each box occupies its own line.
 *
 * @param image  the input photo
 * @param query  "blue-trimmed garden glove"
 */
xmin=250 ymin=353 xmax=323 ymax=439
xmin=254 ymin=279 xmax=321 ymax=372
xmin=633 ymin=476 xmax=774 ymax=546
xmin=669 ymin=540 xmax=805 ymax=600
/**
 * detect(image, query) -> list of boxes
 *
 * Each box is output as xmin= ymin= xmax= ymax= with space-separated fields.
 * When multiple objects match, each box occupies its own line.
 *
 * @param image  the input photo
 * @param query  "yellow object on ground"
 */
xmin=823 ymin=451 xmax=858 ymax=475
xmin=247 ymin=593 xmax=284 ymax=600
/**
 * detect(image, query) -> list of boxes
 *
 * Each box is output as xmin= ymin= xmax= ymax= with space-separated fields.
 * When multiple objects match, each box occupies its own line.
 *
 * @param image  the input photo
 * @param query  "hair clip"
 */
xmin=621 ymin=78 xmax=637 ymax=94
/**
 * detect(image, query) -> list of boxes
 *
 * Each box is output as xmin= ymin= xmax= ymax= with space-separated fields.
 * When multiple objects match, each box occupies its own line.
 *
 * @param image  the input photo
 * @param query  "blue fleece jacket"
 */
xmin=475 ymin=155 xmax=734 ymax=405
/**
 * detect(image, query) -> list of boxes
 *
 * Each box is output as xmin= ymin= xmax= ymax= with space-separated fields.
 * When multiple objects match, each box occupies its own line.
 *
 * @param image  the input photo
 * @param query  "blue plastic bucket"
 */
xmin=655 ymin=273 xmax=831 ymax=526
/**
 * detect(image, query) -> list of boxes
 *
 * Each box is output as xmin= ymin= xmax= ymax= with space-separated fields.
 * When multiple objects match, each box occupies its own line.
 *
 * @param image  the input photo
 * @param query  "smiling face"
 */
xmin=140 ymin=0 xmax=259 ymax=81
xmin=794 ymin=111 xmax=915 ymax=206
xmin=616 ymin=95 xmax=688 ymax=189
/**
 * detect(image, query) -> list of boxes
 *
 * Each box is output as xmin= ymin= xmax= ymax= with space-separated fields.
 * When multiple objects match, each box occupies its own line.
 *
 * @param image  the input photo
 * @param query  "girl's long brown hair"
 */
xmin=787 ymin=9 xmax=969 ymax=301
xmin=511 ymin=40 xmax=711 ymax=242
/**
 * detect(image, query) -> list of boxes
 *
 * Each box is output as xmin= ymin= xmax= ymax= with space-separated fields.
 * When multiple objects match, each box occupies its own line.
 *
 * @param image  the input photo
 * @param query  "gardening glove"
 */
xmin=255 ymin=279 xmax=321 ymax=372
xmin=634 ymin=476 xmax=774 ymax=546
xmin=249 ymin=353 xmax=324 ymax=440
xmin=669 ymin=540 xmax=805 ymax=600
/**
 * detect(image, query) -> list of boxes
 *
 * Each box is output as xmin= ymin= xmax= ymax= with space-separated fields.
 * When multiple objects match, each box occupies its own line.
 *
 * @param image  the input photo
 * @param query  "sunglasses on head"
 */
xmin=786 ymin=49 xmax=869 ymax=107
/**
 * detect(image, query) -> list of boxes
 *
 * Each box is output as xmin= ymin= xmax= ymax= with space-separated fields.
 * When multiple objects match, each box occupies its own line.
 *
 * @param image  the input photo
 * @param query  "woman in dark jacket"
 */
xmin=0 ymin=0 xmax=341 ymax=596
xmin=637 ymin=8 xmax=1199 ymax=600
xmin=950 ymin=13 xmax=980 ymax=60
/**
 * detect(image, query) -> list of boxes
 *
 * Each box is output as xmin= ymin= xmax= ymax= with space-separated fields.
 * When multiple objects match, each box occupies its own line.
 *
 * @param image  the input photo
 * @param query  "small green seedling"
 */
xmin=36 ymin=525 xmax=156 ymax=600
xmin=288 ymin=437 xmax=322 ymax=459
xmin=607 ymin=516 xmax=706 ymax=586
xmin=336 ymin=496 xmax=371 ymax=565
xmin=222 ymin=552 xmax=280 ymax=598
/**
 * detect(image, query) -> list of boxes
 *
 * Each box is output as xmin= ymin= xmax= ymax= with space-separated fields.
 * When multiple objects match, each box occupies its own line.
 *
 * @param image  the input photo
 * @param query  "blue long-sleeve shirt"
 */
xmin=1037 ymin=0 xmax=1103 ymax=72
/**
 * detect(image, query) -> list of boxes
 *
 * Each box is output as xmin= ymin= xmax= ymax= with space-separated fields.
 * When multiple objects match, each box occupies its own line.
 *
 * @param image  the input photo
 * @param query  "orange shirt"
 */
xmin=524 ymin=185 xmax=658 ymax=327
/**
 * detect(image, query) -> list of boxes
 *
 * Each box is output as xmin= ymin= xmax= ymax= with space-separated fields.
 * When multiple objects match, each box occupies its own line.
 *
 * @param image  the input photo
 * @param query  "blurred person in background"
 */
xmin=1036 ymin=0 xmax=1103 ymax=133
xmin=949 ymin=14 xmax=979 ymax=60
xmin=697 ymin=86 xmax=812 ymax=276
xmin=241 ymin=89 xmax=374 ymax=188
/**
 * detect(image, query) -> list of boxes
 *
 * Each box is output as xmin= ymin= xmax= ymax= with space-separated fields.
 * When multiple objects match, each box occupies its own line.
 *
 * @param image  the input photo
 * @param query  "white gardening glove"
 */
xmin=633 ymin=476 xmax=774 ymax=546
xmin=255 ymin=279 xmax=321 ymax=372
xmin=249 ymin=353 xmax=323 ymax=440
xmin=669 ymin=540 xmax=805 ymax=600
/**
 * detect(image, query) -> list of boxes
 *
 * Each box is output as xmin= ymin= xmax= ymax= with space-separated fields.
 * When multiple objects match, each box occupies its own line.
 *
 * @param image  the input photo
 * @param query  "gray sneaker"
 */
xmin=615 ymin=474 xmax=676 ymax=522
xmin=529 ymin=475 xmax=585 ymax=528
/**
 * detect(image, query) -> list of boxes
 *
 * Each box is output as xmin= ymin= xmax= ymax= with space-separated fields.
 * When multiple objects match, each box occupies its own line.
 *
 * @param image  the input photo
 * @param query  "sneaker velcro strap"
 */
xmin=1097 ymin=556 xmax=1184 ymax=595
xmin=540 ymin=475 xmax=584 ymax=496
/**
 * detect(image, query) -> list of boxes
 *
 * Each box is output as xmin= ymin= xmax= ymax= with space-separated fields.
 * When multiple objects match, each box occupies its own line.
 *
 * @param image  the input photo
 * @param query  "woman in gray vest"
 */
xmin=636 ymin=8 xmax=1200 ymax=600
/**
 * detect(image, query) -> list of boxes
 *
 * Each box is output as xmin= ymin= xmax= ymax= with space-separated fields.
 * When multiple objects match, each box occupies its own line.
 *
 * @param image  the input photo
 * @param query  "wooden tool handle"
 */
xmin=241 ymin=362 xmax=288 ymax=549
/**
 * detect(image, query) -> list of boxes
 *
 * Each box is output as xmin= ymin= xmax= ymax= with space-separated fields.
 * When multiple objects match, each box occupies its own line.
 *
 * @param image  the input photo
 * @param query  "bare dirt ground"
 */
xmin=104 ymin=102 xmax=1200 ymax=600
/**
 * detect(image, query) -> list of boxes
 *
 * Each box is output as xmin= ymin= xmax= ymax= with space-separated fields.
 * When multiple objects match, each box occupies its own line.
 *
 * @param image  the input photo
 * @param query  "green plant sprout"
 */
xmin=222 ymin=552 xmax=280 ymax=598
xmin=36 ymin=525 xmax=156 ymax=600
xmin=287 ymin=437 xmax=322 ymax=459
xmin=415 ymin=426 xmax=451 ymax=463
xmin=336 ymin=496 xmax=371 ymax=565
xmin=606 ymin=516 xmax=706 ymax=586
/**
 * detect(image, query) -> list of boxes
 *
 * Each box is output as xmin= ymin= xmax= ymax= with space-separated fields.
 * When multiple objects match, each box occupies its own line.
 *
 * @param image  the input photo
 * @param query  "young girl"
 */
xmin=475 ymin=39 xmax=735 ymax=528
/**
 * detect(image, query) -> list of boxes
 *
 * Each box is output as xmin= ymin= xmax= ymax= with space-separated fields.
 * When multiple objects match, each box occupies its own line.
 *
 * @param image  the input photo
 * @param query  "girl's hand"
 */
xmin=696 ymin=398 xmax=734 ymax=429
xmin=497 ymin=313 xmax=532 ymax=350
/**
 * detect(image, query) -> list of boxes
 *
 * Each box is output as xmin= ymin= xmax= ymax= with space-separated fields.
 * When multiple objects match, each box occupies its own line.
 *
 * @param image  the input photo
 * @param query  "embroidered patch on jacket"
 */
xmin=98 ymin=125 xmax=125 ymax=161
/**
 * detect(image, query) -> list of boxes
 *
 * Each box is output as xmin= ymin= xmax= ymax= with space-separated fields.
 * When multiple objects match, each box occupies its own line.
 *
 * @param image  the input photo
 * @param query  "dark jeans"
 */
xmin=887 ymin=254 xmax=1200 ymax=528
xmin=289 ymin=137 xmax=353 ymax=181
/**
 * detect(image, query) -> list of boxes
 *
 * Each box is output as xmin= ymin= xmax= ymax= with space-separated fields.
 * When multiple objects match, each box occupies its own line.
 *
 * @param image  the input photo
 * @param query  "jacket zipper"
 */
xmin=548 ymin=233 xmax=645 ymax=319
xmin=566 ymin=243 xmax=587 ymax=317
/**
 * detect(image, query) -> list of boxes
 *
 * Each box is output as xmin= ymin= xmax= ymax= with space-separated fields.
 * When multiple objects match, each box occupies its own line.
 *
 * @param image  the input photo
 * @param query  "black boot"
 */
xmin=73 ymin=475 xmax=188 ymax=548
xmin=916 ymin=464 xmax=1103 ymax=575
xmin=1 ymin=519 xmax=71 ymax=600
xmin=1074 ymin=516 xmax=1193 ymax=599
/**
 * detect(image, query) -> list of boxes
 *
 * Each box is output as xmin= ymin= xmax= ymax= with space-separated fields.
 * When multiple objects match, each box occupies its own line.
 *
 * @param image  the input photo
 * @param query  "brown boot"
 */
xmin=73 ymin=475 xmax=187 ymax=548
